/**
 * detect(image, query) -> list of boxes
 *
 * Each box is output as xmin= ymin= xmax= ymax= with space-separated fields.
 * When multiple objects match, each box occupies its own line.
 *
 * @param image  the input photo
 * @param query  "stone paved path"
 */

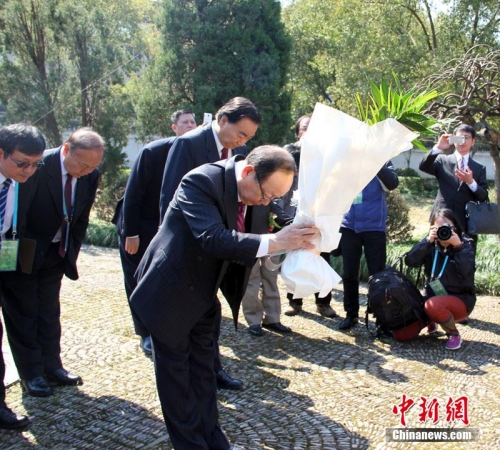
xmin=2 ymin=245 xmax=500 ymax=449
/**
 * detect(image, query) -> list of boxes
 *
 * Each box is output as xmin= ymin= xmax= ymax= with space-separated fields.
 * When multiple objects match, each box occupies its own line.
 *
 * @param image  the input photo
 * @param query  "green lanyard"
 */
xmin=0 ymin=181 xmax=19 ymax=239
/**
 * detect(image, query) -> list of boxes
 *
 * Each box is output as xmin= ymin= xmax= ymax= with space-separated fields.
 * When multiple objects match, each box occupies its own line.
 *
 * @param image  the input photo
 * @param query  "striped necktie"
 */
xmin=221 ymin=147 xmax=228 ymax=160
xmin=237 ymin=202 xmax=246 ymax=232
xmin=459 ymin=157 xmax=465 ymax=172
xmin=0 ymin=178 xmax=12 ymax=230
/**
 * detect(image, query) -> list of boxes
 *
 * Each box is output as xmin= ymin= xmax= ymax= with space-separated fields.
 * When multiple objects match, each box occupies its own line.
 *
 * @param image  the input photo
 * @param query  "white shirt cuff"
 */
xmin=467 ymin=180 xmax=478 ymax=192
xmin=256 ymin=235 xmax=270 ymax=257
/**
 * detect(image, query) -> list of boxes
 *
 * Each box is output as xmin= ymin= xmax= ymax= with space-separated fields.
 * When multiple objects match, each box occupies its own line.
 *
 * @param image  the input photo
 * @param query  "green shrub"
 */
xmin=330 ymin=237 xmax=499 ymax=295
xmin=84 ymin=218 xmax=119 ymax=248
xmin=395 ymin=167 xmax=419 ymax=177
xmin=386 ymin=190 xmax=414 ymax=243
xmin=397 ymin=177 xmax=437 ymax=199
xmin=93 ymin=168 xmax=130 ymax=223
xmin=475 ymin=235 xmax=500 ymax=295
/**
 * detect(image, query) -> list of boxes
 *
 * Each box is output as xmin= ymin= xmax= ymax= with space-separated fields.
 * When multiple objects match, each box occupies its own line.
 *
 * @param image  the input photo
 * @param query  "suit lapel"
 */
xmin=223 ymin=155 xmax=245 ymax=231
xmin=205 ymin=125 xmax=220 ymax=163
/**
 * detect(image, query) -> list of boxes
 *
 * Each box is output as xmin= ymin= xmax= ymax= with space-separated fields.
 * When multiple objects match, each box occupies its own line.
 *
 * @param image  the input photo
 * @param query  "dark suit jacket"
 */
xmin=159 ymin=124 xmax=246 ymax=219
xmin=114 ymin=137 xmax=176 ymax=238
xmin=419 ymin=152 xmax=488 ymax=232
xmin=131 ymin=156 xmax=268 ymax=347
xmin=19 ymin=147 xmax=99 ymax=280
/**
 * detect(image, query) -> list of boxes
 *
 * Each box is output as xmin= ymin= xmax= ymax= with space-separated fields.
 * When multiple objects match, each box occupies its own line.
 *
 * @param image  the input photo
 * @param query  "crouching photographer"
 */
xmin=404 ymin=208 xmax=476 ymax=350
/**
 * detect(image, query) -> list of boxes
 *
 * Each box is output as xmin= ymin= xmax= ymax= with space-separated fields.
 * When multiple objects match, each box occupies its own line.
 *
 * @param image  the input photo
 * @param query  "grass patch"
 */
xmin=84 ymin=218 xmax=119 ymax=248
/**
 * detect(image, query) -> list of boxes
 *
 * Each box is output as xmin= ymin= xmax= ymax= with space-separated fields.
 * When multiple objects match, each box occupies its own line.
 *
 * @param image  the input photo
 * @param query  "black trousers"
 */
xmin=118 ymin=233 xmax=153 ymax=338
xmin=125 ymin=231 xmax=225 ymax=373
xmin=0 ymin=317 xmax=6 ymax=407
xmin=339 ymin=228 xmax=387 ymax=318
xmin=1 ymin=244 xmax=65 ymax=379
xmin=151 ymin=302 xmax=229 ymax=450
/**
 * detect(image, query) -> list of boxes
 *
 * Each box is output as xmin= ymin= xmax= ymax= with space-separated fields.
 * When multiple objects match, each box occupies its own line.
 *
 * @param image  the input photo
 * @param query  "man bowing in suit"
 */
xmin=131 ymin=146 xmax=318 ymax=450
xmin=1 ymin=128 xmax=104 ymax=397
xmin=159 ymin=97 xmax=261 ymax=391
xmin=419 ymin=124 xmax=488 ymax=245
xmin=114 ymin=109 xmax=196 ymax=356
xmin=0 ymin=123 xmax=46 ymax=428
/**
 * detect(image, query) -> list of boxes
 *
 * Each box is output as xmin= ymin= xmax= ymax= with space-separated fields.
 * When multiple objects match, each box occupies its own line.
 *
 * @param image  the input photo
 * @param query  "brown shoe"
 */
xmin=316 ymin=304 xmax=338 ymax=318
xmin=284 ymin=304 xmax=302 ymax=316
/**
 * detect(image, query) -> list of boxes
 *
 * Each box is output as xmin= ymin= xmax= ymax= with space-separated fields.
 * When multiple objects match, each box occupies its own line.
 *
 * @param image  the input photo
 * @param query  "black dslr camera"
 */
xmin=437 ymin=224 xmax=454 ymax=241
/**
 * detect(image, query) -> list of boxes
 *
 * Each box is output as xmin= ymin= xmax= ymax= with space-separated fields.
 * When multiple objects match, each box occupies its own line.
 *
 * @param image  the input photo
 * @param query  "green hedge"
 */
xmin=85 ymin=216 xmax=500 ymax=296
xmin=84 ymin=218 xmax=119 ymax=248
xmin=330 ymin=235 xmax=500 ymax=295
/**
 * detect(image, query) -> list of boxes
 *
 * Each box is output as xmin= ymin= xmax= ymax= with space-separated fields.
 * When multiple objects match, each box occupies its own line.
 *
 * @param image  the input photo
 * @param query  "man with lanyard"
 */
xmin=0 ymin=123 xmax=46 ymax=429
xmin=1 ymin=128 xmax=104 ymax=398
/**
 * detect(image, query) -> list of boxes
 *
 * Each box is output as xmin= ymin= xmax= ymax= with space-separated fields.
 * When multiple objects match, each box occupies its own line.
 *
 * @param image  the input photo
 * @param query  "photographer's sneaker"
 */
xmin=445 ymin=334 xmax=462 ymax=350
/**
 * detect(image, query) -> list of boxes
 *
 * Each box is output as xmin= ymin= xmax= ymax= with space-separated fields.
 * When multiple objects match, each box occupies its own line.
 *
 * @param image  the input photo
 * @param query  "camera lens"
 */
xmin=437 ymin=225 xmax=452 ymax=241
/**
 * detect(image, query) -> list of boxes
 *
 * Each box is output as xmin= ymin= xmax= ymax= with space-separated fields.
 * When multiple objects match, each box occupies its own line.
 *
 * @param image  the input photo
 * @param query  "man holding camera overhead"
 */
xmin=419 ymin=124 xmax=488 ymax=243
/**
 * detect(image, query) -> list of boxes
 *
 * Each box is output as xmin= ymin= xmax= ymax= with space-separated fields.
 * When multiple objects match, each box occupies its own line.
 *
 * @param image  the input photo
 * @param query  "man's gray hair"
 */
xmin=246 ymin=145 xmax=296 ymax=182
xmin=66 ymin=128 xmax=105 ymax=153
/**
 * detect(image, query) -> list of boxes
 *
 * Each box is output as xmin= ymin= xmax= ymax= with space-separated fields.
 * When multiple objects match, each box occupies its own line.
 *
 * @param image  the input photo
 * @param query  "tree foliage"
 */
xmin=282 ymin=0 xmax=435 ymax=117
xmin=0 ymin=0 xmax=148 ymax=149
xmin=422 ymin=45 xmax=500 ymax=208
xmin=282 ymin=0 xmax=500 ymax=119
xmin=136 ymin=0 xmax=292 ymax=146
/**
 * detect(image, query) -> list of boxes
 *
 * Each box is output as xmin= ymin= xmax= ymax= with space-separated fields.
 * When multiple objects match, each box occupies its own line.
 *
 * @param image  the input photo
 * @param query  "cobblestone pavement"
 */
xmin=2 ymin=245 xmax=500 ymax=449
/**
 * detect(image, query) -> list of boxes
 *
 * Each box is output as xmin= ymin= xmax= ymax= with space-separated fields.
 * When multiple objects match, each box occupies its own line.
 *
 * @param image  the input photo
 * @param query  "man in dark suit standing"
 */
xmin=131 ymin=146 xmax=318 ymax=450
xmin=114 ymin=109 xmax=196 ymax=356
xmin=0 ymin=124 xmax=45 ymax=429
xmin=160 ymin=97 xmax=260 ymax=218
xmin=419 ymin=124 xmax=488 ymax=243
xmin=1 ymin=128 xmax=104 ymax=397
xmin=158 ymin=97 xmax=261 ymax=391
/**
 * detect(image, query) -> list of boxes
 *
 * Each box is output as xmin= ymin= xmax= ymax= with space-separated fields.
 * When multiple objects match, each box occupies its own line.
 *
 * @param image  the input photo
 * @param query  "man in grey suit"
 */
xmin=419 ymin=124 xmax=488 ymax=243
xmin=1 ymin=128 xmax=104 ymax=397
xmin=131 ymin=146 xmax=318 ymax=450
xmin=159 ymin=97 xmax=261 ymax=391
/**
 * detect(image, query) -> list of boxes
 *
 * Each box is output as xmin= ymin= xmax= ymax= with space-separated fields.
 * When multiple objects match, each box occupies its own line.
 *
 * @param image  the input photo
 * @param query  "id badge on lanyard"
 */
xmin=0 ymin=182 xmax=20 ymax=271
xmin=428 ymin=249 xmax=449 ymax=296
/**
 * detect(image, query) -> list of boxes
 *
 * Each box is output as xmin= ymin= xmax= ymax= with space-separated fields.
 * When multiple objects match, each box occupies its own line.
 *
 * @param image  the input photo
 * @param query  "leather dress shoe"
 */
xmin=45 ymin=368 xmax=83 ymax=386
xmin=262 ymin=322 xmax=292 ymax=333
xmin=316 ymin=304 xmax=338 ymax=318
xmin=0 ymin=405 xmax=30 ymax=430
xmin=339 ymin=316 xmax=359 ymax=330
xmin=140 ymin=336 xmax=153 ymax=356
xmin=21 ymin=376 xmax=53 ymax=397
xmin=216 ymin=369 xmax=244 ymax=391
xmin=248 ymin=325 xmax=263 ymax=336
xmin=284 ymin=304 xmax=302 ymax=316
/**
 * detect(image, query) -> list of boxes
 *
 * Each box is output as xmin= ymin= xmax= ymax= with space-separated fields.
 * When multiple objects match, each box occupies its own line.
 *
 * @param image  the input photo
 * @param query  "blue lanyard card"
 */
xmin=0 ymin=239 xmax=19 ymax=271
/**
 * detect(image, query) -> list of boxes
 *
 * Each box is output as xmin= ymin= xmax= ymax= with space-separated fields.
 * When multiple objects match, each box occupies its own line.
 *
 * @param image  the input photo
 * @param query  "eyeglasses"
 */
xmin=7 ymin=153 xmax=44 ymax=169
xmin=255 ymin=171 xmax=281 ymax=202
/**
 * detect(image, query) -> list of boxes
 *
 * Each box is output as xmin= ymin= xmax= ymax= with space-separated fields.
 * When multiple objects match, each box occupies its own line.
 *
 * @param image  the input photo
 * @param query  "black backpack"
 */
xmin=366 ymin=259 xmax=426 ymax=337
